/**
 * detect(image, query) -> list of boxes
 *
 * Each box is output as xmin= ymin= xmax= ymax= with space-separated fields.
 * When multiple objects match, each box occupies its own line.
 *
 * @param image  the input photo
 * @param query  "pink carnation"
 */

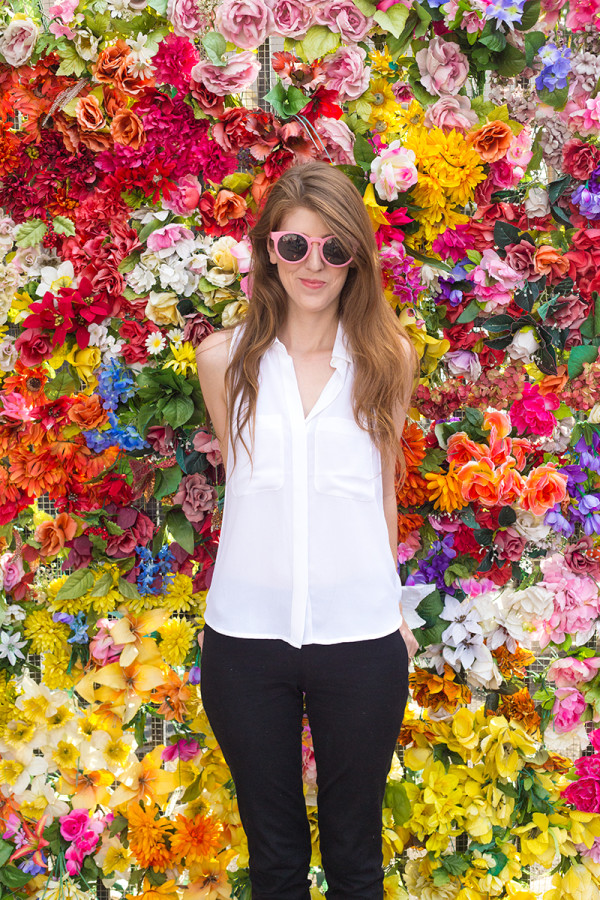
xmin=563 ymin=777 xmax=600 ymax=812
xmin=147 ymin=223 xmax=194 ymax=252
xmin=552 ymin=687 xmax=587 ymax=733
xmin=566 ymin=0 xmax=600 ymax=30
xmin=215 ymin=0 xmax=275 ymax=49
xmin=510 ymin=382 xmax=559 ymax=437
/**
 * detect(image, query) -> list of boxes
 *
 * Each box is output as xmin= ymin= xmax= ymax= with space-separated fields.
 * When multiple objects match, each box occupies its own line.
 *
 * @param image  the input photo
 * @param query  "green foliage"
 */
xmin=264 ymin=82 xmax=308 ymax=118
xmin=14 ymin=219 xmax=47 ymax=247
xmin=55 ymin=569 xmax=95 ymax=602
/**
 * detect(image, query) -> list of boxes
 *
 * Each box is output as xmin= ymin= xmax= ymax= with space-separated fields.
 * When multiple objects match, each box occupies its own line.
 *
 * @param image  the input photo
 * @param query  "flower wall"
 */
xmin=1 ymin=0 xmax=600 ymax=897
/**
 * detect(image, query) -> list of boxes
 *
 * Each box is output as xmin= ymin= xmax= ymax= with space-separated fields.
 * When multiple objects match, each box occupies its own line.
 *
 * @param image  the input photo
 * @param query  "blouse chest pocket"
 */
xmin=230 ymin=413 xmax=285 ymax=496
xmin=314 ymin=417 xmax=378 ymax=502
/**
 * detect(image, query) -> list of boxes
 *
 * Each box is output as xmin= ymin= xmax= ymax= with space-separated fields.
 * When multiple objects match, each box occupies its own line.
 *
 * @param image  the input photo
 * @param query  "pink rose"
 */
xmin=323 ymin=45 xmax=370 ymax=102
xmin=167 ymin=0 xmax=208 ymax=38
xmin=494 ymin=527 xmax=527 ymax=561
xmin=174 ymin=473 xmax=217 ymax=523
xmin=563 ymin=777 xmax=600 ymax=812
xmin=147 ymin=223 xmax=194 ymax=252
xmin=314 ymin=0 xmax=372 ymax=41
xmin=60 ymin=809 xmax=91 ymax=842
xmin=504 ymin=240 xmax=538 ymax=281
xmin=552 ymin=687 xmax=587 ymax=733
xmin=272 ymin=0 xmax=314 ymax=38
xmin=547 ymin=295 xmax=589 ymax=329
xmin=313 ymin=117 xmax=356 ymax=166
xmin=423 ymin=95 xmax=478 ymax=134
xmin=564 ymin=536 xmax=600 ymax=577
xmin=548 ymin=657 xmax=600 ymax=688
xmin=193 ymin=428 xmax=223 ymax=467
xmin=182 ymin=313 xmax=215 ymax=348
xmin=215 ymin=0 xmax=275 ymax=49
xmin=506 ymin=127 xmax=533 ymax=169
xmin=489 ymin=159 xmax=519 ymax=190
xmin=370 ymin=141 xmax=418 ymax=202
xmin=0 ymin=17 xmax=39 ymax=66
xmin=0 ymin=552 xmax=24 ymax=592
xmin=14 ymin=328 xmax=54 ymax=368
xmin=415 ymin=37 xmax=469 ymax=97
xmin=190 ymin=51 xmax=261 ymax=97
xmin=480 ymin=248 xmax=523 ymax=288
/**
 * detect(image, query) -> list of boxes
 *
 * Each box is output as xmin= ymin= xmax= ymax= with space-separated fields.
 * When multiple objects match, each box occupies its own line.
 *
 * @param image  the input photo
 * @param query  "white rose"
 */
xmin=543 ymin=721 xmax=589 ymax=755
xmin=210 ymin=236 xmax=238 ymax=270
xmin=204 ymin=267 xmax=238 ymax=288
xmin=589 ymin=403 xmax=600 ymax=424
xmin=506 ymin=326 xmax=540 ymax=362
xmin=221 ymin=299 xmax=248 ymax=328
xmin=524 ymin=186 xmax=550 ymax=218
xmin=513 ymin=508 xmax=551 ymax=542
xmin=0 ymin=16 xmax=39 ymax=66
xmin=127 ymin=264 xmax=156 ymax=294
xmin=145 ymin=291 xmax=184 ymax=327
xmin=0 ymin=340 xmax=17 ymax=372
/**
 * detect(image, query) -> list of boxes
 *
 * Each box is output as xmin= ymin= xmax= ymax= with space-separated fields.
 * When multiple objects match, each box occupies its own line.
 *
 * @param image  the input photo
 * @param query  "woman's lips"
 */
xmin=299 ymin=278 xmax=326 ymax=289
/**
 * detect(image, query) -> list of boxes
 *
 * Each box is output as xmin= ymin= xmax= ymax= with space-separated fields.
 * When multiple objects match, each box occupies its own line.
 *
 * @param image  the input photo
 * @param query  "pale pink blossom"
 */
xmin=314 ymin=0 xmax=373 ymax=41
xmin=415 ymin=37 xmax=469 ymax=97
xmin=193 ymin=428 xmax=223 ymax=466
xmin=167 ymin=0 xmax=208 ymax=38
xmin=548 ymin=657 xmax=600 ymax=688
xmin=370 ymin=141 xmax=418 ymax=201
xmin=552 ymin=687 xmax=587 ymax=733
xmin=322 ymin=45 xmax=370 ymax=102
xmin=314 ymin=117 xmax=356 ymax=165
xmin=424 ymin=95 xmax=478 ymax=134
xmin=215 ymin=0 xmax=275 ymax=49
xmin=0 ymin=17 xmax=39 ymax=66
xmin=162 ymin=175 xmax=201 ymax=215
xmin=190 ymin=51 xmax=261 ymax=96
xmin=272 ymin=0 xmax=314 ymax=38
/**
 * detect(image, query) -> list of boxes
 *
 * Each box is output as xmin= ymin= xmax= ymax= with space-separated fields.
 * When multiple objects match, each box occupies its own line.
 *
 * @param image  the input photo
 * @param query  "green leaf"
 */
xmin=264 ymin=82 xmax=307 ymax=118
xmin=415 ymin=589 xmax=443 ymax=628
xmin=374 ymin=3 xmax=410 ymax=38
xmin=154 ymin=465 xmax=183 ymax=501
xmin=296 ymin=25 xmax=340 ymax=62
xmin=498 ymin=506 xmax=517 ymax=527
xmin=56 ymin=44 xmax=86 ymax=76
xmin=14 ymin=218 xmax=47 ymax=248
xmin=166 ymin=508 xmax=195 ymax=554
xmin=55 ymin=568 xmax=95 ymax=602
xmin=384 ymin=779 xmax=411 ymax=825
xmin=118 ymin=577 xmax=143 ymax=602
xmin=44 ymin=363 xmax=79 ymax=399
xmin=52 ymin=215 xmax=76 ymax=236
xmin=202 ymin=31 xmax=227 ymax=65
xmin=523 ymin=30 xmax=545 ymax=67
xmin=548 ymin=173 xmax=571 ymax=205
xmin=457 ymin=300 xmax=481 ymax=323
xmin=516 ymin=0 xmax=541 ymax=29
xmin=109 ymin=814 xmax=128 ymax=837
xmin=90 ymin=572 xmax=114 ymax=598
xmin=352 ymin=0 xmax=376 ymax=13
xmin=221 ymin=173 xmax=254 ymax=194
xmin=484 ymin=314 xmax=514 ymax=332
xmin=419 ymin=448 xmax=446 ymax=474
xmin=0 ymin=840 xmax=13 ymax=868
xmin=0 ymin=866 xmax=34 ymax=889
xmin=494 ymin=219 xmax=521 ymax=249
xmin=480 ymin=30 xmax=506 ymax=52
xmin=568 ymin=344 xmax=599 ymax=379
xmin=162 ymin=395 xmax=195 ymax=429
xmin=537 ymin=83 xmax=569 ymax=110
xmin=147 ymin=0 xmax=168 ymax=14
xmin=495 ymin=44 xmax=526 ymax=77
xmin=353 ymin=133 xmax=376 ymax=171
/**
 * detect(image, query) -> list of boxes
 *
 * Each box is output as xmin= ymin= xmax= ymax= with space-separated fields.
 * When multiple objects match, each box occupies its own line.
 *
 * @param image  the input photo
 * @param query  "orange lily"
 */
xmin=110 ymin=608 xmax=171 ymax=667
xmin=8 ymin=815 xmax=49 ymax=868
xmin=59 ymin=768 xmax=113 ymax=810
xmin=109 ymin=746 xmax=178 ymax=810
xmin=76 ymin=642 xmax=165 ymax=723
xmin=152 ymin=669 xmax=191 ymax=723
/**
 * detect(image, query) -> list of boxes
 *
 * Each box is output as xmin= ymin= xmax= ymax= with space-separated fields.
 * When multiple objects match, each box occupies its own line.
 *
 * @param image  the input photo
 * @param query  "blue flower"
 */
xmin=485 ymin=0 xmax=526 ymax=27
xmin=544 ymin=504 xmax=574 ymax=536
xmin=535 ymin=43 xmax=571 ymax=92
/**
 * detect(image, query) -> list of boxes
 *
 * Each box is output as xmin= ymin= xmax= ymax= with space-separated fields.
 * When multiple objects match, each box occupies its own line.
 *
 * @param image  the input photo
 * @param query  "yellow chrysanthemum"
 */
xmin=0 ymin=672 xmax=17 ymax=728
xmin=43 ymin=643 xmax=79 ymax=690
xmin=127 ymin=803 xmax=172 ymax=872
xmin=369 ymin=47 xmax=394 ymax=76
xmin=425 ymin=461 xmax=469 ymax=512
xmin=91 ymin=586 xmax=121 ymax=616
xmin=158 ymin=617 xmax=195 ymax=667
xmin=163 ymin=341 xmax=197 ymax=376
xmin=24 ymin=608 xmax=70 ymax=654
xmin=164 ymin=574 xmax=196 ymax=613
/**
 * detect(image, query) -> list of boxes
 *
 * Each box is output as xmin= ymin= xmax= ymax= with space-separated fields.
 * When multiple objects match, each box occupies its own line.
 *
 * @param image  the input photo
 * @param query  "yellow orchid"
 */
xmin=479 ymin=716 xmax=538 ymax=781
xmin=59 ymin=767 xmax=113 ymax=810
xmin=543 ymin=863 xmax=600 ymax=900
xmin=109 ymin=745 xmax=178 ymax=809
xmin=110 ymin=607 xmax=171 ymax=667
xmin=363 ymin=183 xmax=390 ymax=231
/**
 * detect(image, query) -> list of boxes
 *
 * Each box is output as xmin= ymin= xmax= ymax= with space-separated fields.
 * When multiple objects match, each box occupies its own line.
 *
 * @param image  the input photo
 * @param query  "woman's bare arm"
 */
xmin=194 ymin=330 xmax=232 ymax=469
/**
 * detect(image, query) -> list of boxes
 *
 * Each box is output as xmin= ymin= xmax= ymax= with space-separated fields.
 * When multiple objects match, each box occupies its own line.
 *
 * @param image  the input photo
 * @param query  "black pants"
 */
xmin=200 ymin=623 xmax=409 ymax=900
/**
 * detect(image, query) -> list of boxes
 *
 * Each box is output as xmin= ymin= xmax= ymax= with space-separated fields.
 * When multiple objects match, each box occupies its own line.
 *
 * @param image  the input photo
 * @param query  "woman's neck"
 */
xmin=277 ymin=308 xmax=340 ymax=356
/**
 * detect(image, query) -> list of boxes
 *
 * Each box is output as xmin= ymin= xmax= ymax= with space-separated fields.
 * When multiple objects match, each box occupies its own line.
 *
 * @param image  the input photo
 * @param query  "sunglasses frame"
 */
xmin=270 ymin=231 xmax=353 ymax=268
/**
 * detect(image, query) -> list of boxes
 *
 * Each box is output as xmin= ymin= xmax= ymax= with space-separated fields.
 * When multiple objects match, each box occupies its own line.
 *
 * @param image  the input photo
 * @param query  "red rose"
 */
xmin=14 ymin=328 xmax=54 ymax=367
xmin=562 ymin=138 xmax=600 ymax=180
xmin=443 ymin=324 xmax=479 ymax=351
xmin=212 ymin=108 xmax=255 ymax=154
xmin=119 ymin=320 xmax=157 ymax=364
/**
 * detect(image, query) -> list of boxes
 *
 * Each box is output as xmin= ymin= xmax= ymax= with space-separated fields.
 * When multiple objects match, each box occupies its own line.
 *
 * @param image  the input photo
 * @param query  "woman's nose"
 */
xmin=305 ymin=241 xmax=324 ymax=271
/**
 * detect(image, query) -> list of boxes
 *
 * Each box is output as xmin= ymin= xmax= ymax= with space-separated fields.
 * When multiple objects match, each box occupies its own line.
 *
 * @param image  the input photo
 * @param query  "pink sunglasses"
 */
xmin=270 ymin=231 xmax=353 ymax=267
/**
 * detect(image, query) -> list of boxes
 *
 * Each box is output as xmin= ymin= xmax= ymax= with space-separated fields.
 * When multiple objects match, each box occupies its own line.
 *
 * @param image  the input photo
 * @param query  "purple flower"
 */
xmin=544 ymin=503 xmax=575 ymax=536
xmin=562 ymin=464 xmax=589 ymax=496
xmin=486 ymin=0 xmax=526 ymax=27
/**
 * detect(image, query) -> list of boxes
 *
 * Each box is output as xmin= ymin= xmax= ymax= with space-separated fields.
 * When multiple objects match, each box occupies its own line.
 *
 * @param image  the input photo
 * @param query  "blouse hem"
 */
xmin=202 ymin=617 xmax=404 ymax=648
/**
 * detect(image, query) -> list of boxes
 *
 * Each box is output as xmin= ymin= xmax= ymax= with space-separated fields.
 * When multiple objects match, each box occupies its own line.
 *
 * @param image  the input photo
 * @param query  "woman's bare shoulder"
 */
xmin=194 ymin=328 xmax=234 ymax=374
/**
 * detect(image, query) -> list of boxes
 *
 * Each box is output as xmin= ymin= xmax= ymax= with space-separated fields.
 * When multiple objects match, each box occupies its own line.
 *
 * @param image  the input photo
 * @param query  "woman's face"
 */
xmin=268 ymin=207 xmax=350 ymax=319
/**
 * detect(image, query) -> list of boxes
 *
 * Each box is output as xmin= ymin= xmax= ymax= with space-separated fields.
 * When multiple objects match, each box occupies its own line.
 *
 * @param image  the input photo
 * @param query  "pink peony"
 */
xmin=0 ymin=17 xmax=39 ymax=66
xmin=167 ymin=0 xmax=209 ymax=38
xmin=415 ymin=37 xmax=469 ymax=97
xmin=314 ymin=0 xmax=373 ymax=41
xmin=173 ymin=473 xmax=217 ymax=523
xmin=322 ymin=45 xmax=370 ymax=102
xmin=423 ymin=95 xmax=478 ymax=134
xmin=510 ymin=382 xmax=559 ymax=437
xmin=313 ymin=117 xmax=356 ymax=165
xmin=548 ymin=657 xmax=600 ymax=688
xmin=370 ymin=141 xmax=418 ymax=201
xmin=552 ymin=687 xmax=587 ymax=733
xmin=190 ymin=51 xmax=261 ymax=97
xmin=147 ymin=223 xmax=194 ymax=252
xmin=272 ymin=0 xmax=314 ymax=38
xmin=215 ymin=0 xmax=275 ymax=49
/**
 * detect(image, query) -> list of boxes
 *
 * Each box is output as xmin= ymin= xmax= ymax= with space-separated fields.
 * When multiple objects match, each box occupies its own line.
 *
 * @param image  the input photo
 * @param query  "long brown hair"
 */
xmin=226 ymin=160 xmax=418 ymax=467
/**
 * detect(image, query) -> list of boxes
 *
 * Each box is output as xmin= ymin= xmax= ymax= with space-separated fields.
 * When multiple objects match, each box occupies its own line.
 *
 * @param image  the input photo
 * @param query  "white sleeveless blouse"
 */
xmin=203 ymin=319 xmax=405 ymax=648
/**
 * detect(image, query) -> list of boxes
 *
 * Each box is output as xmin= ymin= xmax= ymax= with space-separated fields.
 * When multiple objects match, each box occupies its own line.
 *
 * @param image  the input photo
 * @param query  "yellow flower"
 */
xmin=397 ymin=308 xmax=450 ymax=374
xmin=165 ymin=574 xmax=196 ymax=613
xmin=127 ymin=877 xmax=181 ymax=900
xmin=158 ymin=617 xmax=195 ymax=667
xmin=43 ymin=644 xmax=79 ymax=690
xmin=65 ymin=345 xmax=102 ymax=388
xmin=163 ymin=341 xmax=197 ymax=376
xmin=369 ymin=47 xmax=394 ymax=76
xmin=363 ymin=182 xmax=390 ymax=231
xmin=102 ymin=844 xmax=133 ymax=875
xmin=479 ymin=715 xmax=538 ymax=781
xmin=24 ymin=608 xmax=70 ymax=654
xmin=50 ymin=739 xmax=81 ymax=771
xmin=365 ymin=77 xmax=400 ymax=128
xmin=425 ymin=461 xmax=469 ymax=513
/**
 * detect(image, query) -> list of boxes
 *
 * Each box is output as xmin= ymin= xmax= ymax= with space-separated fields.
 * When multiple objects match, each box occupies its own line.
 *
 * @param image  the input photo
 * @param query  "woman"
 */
xmin=195 ymin=160 xmax=419 ymax=900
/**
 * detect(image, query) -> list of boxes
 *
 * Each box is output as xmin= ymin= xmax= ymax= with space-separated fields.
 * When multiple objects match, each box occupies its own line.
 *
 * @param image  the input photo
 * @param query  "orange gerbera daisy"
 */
xmin=401 ymin=422 xmax=427 ymax=468
xmin=424 ymin=461 xmax=469 ymax=513
xmin=9 ymin=447 xmax=69 ymax=498
xmin=397 ymin=512 xmax=424 ymax=542
xmin=127 ymin=803 xmax=173 ymax=872
xmin=396 ymin=469 xmax=429 ymax=507
xmin=170 ymin=813 xmax=224 ymax=866
xmin=491 ymin=644 xmax=535 ymax=679
xmin=2 ymin=361 xmax=48 ymax=403
xmin=497 ymin=688 xmax=541 ymax=735
xmin=409 ymin=665 xmax=471 ymax=713
xmin=152 ymin=670 xmax=192 ymax=723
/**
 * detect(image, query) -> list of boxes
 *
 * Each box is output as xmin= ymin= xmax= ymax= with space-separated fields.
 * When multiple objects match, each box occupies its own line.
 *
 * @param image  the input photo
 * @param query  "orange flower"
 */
xmin=446 ymin=432 xmax=488 ymax=467
xmin=110 ymin=747 xmax=178 ymax=810
xmin=401 ymin=422 xmax=427 ymax=468
xmin=126 ymin=877 xmax=180 ymax=900
xmin=152 ymin=669 xmax=192 ymax=723
xmin=212 ymin=190 xmax=247 ymax=226
xmin=127 ymin=803 xmax=172 ymax=872
xmin=68 ymin=394 xmax=109 ymax=430
xmin=110 ymin=108 xmax=146 ymax=149
xmin=76 ymin=95 xmax=105 ymax=131
xmin=497 ymin=687 xmax=541 ymax=735
xmin=59 ymin=768 xmax=113 ymax=810
xmin=170 ymin=813 xmax=224 ymax=866
xmin=9 ymin=448 xmax=68 ymax=498
xmin=497 ymin=461 xmax=525 ymax=504
xmin=0 ymin=464 xmax=22 ymax=505
xmin=534 ymin=245 xmax=572 ymax=281
xmin=467 ymin=119 xmax=513 ymax=162
xmin=93 ymin=39 xmax=131 ymax=83
xmin=75 ymin=650 xmax=166 ymax=724
xmin=35 ymin=512 xmax=77 ymax=558
xmin=483 ymin=410 xmax=511 ymax=439
xmin=538 ymin=753 xmax=573 ymax=774
xmin=103 ymin=84 xmax=128 ymax=116
xmin=397 ymin=512 xmax=424 ymax=542
xmin=2 ymin=362 xmax=48 ymax=403
xmin=456 ymin=457 xmax=502 ymax=507
xmin=396 ymin=469 xmax=429 ymax=507
xmin=397 ymin=716 xmax=436 ymax=748
xmin=510 ymin=437 xmax=533 ymax=470
xmin=409 ymin=665 xmax=471 ymax=713
xmin=539 ymin=365 xmax=568 ymax=397
xmin=424 ymin=461 xmax=468 ymax=513
xmin=520 ymin=464 xmax=567 ymax=516
xmin=491 ymin=644 xmax=535 ymax=679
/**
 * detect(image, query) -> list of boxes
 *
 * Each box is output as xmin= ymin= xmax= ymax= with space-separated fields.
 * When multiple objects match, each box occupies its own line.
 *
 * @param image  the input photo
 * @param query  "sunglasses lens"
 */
xmin=277 ymin=233 xmax=309 ymax=262
xmin=323 ymin=237 xmax=352 ymax=266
